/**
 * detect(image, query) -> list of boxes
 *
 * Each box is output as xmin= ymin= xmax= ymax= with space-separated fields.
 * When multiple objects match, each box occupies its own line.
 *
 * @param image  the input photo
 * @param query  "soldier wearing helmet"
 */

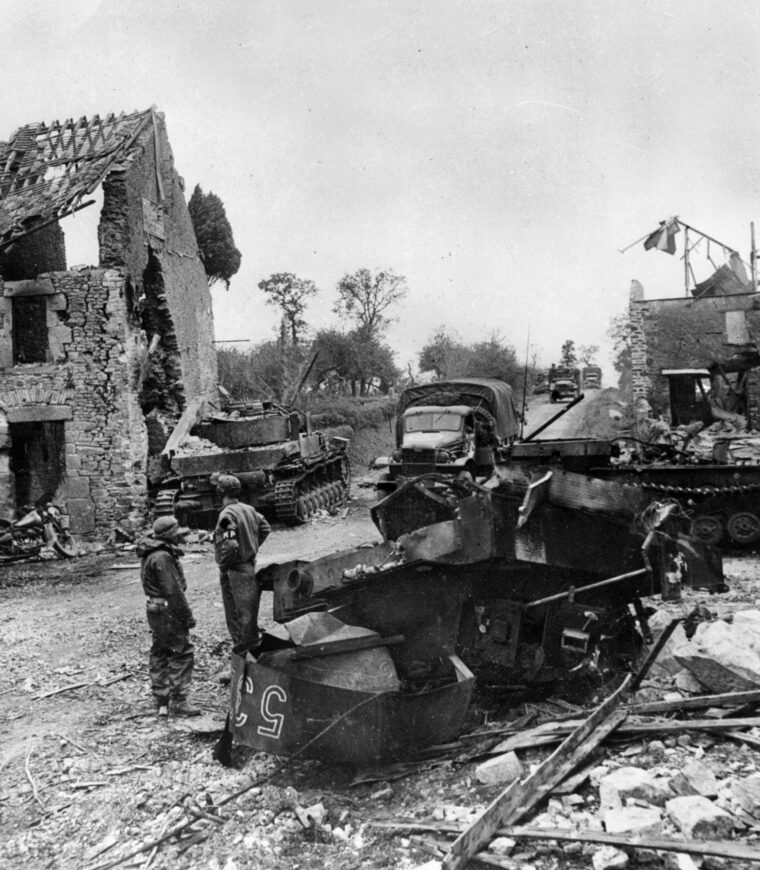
xmin=138 ymin=516 xmax=200 ymax=717
xmin=213 ymin=474 xmax=271 ymax=668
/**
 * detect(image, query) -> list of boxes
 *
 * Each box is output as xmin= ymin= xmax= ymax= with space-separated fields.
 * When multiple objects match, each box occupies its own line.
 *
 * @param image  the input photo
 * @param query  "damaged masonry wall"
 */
xmin=0 ymin=109 xmax=218 ymax=538
xmin=99 ymin=112 xmax=217 ymax=405
xmin=629 ymin=281 xmax=760 ymax=424
xmin=0 ymin=269 xmax=147 ymax=534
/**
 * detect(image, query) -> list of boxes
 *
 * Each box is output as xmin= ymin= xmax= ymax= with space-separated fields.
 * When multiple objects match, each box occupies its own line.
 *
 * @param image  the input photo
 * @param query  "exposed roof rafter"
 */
xmin=0 ymin=107 xmax=156 ymax=252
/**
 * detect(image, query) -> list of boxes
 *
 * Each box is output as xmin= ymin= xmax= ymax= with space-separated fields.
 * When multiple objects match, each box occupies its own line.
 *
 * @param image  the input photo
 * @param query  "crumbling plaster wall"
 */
xmin=629 ymin=283 xmax=760 ymax=423
xmin=99 ymin=112 xmax=218 ymax=407
xmin=0 ymin=269 xmax=148 ymax=536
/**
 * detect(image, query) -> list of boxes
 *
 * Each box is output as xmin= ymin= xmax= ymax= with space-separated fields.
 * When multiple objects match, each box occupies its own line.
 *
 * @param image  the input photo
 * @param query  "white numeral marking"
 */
xmin=257 ymin=685 xmax=287 ymax=739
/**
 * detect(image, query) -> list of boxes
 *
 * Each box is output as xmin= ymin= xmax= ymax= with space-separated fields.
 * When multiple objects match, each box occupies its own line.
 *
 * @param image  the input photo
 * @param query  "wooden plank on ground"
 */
xmin=629 ymin=689 xmax=760 ymax=715
xmin=441 ymin=676 xmax=631 ymax=870
xmin=504 ymin=826 xmax=760 ymax=863
xmin=490 ymin=715 xmax=760 ymax=754
xmin=674 ymin=655 xmax=760 ymax=693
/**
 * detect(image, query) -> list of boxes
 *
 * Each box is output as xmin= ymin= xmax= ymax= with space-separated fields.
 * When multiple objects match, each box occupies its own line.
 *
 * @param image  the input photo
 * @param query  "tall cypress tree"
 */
xmin=188 ymin=184 xmax=241 ymax=289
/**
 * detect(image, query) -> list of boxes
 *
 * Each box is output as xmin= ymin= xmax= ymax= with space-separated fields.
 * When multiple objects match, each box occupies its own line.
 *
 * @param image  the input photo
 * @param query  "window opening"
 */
xmin=12 ymin=296 xmax=48 ymax=364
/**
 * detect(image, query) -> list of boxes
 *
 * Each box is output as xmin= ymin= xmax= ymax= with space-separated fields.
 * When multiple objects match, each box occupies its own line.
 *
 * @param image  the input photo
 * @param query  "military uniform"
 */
xmin=138 ymin=519 xmax=197 ymax=713
xmin=213 ymin=475 xmax=271 ymax=651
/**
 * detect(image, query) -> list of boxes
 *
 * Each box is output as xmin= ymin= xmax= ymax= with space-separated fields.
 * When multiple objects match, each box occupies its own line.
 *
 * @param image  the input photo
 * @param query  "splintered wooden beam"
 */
xmin=504 ymin=827 xmax=760 ymax=864
xmin=441 ymin=676 xmax=631 ymax=870
xmin=161 ymin=396 xmax=206 ymax=457
xmin=629 ymin=688 xmax=760 ymax=715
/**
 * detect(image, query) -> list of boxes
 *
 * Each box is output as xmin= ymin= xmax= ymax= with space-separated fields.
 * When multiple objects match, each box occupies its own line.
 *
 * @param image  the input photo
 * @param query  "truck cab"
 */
xmin=392 ymin=404 xmax=476 ymax=478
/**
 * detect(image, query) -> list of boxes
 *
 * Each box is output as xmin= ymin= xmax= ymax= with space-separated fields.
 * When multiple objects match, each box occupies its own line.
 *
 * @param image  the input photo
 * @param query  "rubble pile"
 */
xmin=170 ymin=433 xmax=226 ymax=457
xmin=614 ymin=417 xmax=760 ymax=467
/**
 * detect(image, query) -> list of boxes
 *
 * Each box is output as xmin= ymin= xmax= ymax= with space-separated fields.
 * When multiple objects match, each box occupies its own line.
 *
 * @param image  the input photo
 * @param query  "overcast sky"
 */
xmin=3 ymin=0 xmax=760 ymax=378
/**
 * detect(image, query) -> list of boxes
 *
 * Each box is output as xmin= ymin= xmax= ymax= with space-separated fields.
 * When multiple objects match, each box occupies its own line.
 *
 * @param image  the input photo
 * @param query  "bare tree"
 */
xmin=334 ymin=268 xmax=407 ymax=339
xmin=258 ymin=272 xmax=318 ymax=346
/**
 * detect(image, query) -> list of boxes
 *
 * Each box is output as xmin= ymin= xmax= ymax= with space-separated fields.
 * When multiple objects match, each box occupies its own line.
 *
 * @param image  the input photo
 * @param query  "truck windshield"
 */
xmin=405 ymin=412 xmax=463 ymax=433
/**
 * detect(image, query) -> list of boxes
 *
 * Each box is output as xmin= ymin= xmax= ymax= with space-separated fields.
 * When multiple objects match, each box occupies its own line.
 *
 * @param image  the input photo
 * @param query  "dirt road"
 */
xmin=522 ymin=391 xmax=596 ymax=439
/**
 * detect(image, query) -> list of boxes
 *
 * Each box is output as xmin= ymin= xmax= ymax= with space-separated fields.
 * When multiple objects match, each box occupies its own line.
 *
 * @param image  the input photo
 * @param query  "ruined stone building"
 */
xmin=628 ymin=278 xmax=760 ymax=426
xmin=0 ymin=108 xmax=217 ymax=537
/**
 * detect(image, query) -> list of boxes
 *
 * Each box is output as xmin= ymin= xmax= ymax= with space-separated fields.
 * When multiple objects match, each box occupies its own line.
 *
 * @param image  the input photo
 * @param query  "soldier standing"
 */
xmin=213 ymin=474 xmax=271 ymax=661
xmin=138 ymin=516 xmax=200 ymax=717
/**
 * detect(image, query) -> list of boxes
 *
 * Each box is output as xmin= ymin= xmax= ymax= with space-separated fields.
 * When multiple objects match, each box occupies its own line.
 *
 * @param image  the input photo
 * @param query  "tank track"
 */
xmin=623 ymin=477 xmax=760 ymax=546
xmin=274 ymin=454 xmax=350 ymax=524
xmin=637 ymin=480 xmax=760 ymax=497
xmin=154 ymin=488 xmax=179 ymax=518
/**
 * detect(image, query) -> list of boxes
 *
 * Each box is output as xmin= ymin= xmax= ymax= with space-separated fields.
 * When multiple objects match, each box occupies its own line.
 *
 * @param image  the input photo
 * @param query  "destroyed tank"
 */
xmin=154 ymin=399 xmax=350 ymax=527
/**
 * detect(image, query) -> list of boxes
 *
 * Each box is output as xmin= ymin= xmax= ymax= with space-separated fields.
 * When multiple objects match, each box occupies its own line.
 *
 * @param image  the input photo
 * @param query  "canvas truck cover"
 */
xmin=396 ymin=378 xmax=520 ymax=444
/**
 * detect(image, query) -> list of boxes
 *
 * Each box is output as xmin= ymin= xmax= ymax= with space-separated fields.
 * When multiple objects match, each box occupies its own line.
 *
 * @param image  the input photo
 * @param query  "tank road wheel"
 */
xmin=296 ymin=497 xmax=310 ymax=523
xmin=689 ymin=514 xmax=724 ymax=547
xmin=727 ymin=512 xmax=760 ymax=545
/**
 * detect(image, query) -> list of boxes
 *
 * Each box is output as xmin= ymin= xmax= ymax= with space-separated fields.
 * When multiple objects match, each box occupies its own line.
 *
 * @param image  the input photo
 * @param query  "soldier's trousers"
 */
xmin=146 ymin=607 xmax=194 ymax=703
xmin=219 ymin=562 xmax=261 ymax=652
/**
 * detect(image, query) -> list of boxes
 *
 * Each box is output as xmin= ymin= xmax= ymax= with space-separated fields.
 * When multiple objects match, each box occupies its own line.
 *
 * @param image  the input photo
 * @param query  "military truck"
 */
xmin=548 ymin=365 xmax=581 ymax=403
xmin=154 ymin=398 xmax=350 ymax=527
xmin=582 ymin=365 xmax=603 ymax=390
xmin=376 ymin=378 xmax=520 ymax=489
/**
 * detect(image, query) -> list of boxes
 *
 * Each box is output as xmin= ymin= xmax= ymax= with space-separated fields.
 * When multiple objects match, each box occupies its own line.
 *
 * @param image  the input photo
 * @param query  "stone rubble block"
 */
xmin=592 ymin=845 xmax=629 ymax=870
xmin=669 ymin=759 xmax=718 ymax=798
xmin=590 ymin=764 xmax=611 ymax=786
xmin=602 ymin=806 xmax=663 ymax=836
xmin=665 ymin=795 xmax=734 ymax=839
xmin=730 ymin=773 xmax=760 ymax=817
xmin=475 ymin=751 xmax=524 ymax=786
xmin=488 ymin=837 xmax=515 ymax=855
xmin=673 ymin=669 xmax=704 ymax=694
xmin=599 ymin=766 xmax=672 ymax=809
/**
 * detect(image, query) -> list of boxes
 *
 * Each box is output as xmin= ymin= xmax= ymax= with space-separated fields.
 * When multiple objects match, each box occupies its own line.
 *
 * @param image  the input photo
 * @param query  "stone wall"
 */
xmin=0 ymin=269 xmax=148 ymax=536
xmin=0 ymin=224 xmax=66 ymax=281
xmin=629 ymin=283 xmax=760 ymax=423
xmin=99 ymin=112 xmax=218 ymax=407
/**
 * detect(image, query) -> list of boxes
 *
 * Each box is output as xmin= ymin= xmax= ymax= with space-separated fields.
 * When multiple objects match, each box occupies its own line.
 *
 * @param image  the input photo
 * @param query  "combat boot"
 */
xmin=172 ymin=699 xmax=202 ymax=716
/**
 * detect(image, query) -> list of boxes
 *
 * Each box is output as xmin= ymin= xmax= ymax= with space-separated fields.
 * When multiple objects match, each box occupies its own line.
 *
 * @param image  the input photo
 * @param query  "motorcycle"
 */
xmin=0 ymin=502 xmax=78 ymax=562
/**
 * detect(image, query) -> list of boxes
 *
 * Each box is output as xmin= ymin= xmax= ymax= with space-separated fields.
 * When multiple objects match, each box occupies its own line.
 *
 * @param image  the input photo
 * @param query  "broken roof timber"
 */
xmin=0 ymin=107 xmax=157 ymax=252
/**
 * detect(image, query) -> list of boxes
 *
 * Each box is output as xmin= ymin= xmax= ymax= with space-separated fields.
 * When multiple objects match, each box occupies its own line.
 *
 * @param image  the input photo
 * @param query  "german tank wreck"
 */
xmin=226 ymin=457 xmax=723 ymax=765
xmin=154 ymin=397 xmax=350 ymax=527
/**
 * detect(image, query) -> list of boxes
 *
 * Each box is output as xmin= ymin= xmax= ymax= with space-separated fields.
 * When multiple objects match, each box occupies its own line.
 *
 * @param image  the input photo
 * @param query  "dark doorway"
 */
xmin=9 ymin=420 xmax=65 ymax=510
xmin=12 ymin=296 xmax=48 ymax=364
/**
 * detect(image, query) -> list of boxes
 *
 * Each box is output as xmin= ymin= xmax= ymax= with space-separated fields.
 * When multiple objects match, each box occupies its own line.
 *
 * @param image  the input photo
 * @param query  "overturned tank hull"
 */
xmin=259 ymin=471 xmax=723 ymax=689
xmin=236 ymin=466 xmax=724 ymax=763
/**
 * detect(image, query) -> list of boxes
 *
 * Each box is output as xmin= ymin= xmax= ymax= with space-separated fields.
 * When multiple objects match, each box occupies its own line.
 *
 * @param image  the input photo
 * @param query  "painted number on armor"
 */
xmin=233 ymin=674 xmax=252 ymax=728
xmin=257 ymin=685 xmax=287 ymax=740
